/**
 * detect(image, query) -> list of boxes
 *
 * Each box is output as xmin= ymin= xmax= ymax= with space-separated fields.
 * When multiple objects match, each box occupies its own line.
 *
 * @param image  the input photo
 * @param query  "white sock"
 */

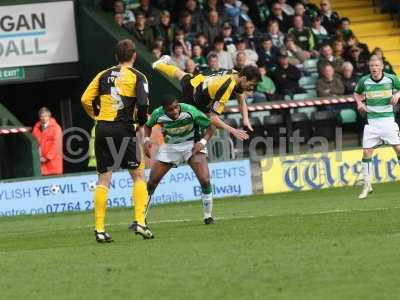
xmin=201 ymin=193 xmax=213 ymax=219
xmin=362 ymin=159 xmax=372 ymax=184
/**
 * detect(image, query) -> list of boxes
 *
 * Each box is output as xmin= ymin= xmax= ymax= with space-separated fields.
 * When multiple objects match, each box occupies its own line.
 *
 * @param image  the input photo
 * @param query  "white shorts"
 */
xmin=156 ymin=141 xmax=207 ymax=166
xmin=362 ymin=118 xmax=400 ymax=148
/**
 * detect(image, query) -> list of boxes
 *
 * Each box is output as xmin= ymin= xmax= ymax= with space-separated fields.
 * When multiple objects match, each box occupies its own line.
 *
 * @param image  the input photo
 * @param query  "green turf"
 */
xmin=1 ymin=182 xmax=400 ymax=300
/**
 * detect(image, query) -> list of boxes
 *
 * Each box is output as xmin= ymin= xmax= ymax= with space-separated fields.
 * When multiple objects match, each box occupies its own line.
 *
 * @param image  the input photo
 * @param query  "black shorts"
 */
xmin=180 ymin=74 xmax=209 ymax=114
xmin=95 ymin=121 xmax=140 ymax=173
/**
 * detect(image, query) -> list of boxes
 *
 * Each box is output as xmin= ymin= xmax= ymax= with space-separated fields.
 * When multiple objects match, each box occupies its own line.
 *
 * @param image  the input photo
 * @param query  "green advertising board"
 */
xmin=0 ymin=67 xmax=25 ymax=81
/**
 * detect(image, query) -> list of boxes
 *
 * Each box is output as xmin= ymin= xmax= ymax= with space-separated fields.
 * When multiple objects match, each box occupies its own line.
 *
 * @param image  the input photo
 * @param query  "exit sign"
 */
xmin=0 ymin=67 xmax=25 ymax=81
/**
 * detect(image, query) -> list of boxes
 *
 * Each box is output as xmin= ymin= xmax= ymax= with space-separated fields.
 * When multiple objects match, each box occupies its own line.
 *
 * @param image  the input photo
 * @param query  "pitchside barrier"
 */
xmin=0 ymin=160 xmax=252 ymax=217
xmin=261 ymin=147 xmax=400 ymax=194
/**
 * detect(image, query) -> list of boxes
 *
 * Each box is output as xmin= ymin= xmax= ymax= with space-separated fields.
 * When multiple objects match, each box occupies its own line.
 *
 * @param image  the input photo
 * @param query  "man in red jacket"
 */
xmin=32 ymin=107 xmax=63 ymax=175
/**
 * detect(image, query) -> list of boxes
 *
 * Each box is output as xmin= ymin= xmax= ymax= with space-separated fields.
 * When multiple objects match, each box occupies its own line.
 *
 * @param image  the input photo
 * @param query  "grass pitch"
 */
xmin=1 ymin=182 xmax=400 ymax=300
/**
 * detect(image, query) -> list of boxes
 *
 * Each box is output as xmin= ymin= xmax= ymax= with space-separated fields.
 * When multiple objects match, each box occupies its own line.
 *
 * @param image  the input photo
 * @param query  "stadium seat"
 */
xmin=311 ymin=111 xmax=338 ymax=143
xmin=290 ymin=112 xmax=312 ymax=143
xmin=299 ymin=76 xmax=317 ymax=90
xmin=293 ymin=92 xmax=317 ymax=100
xmin=225 ymin=118 xmax=239 ymax=128
xmin=303 ymin=59 xmax=318 ymax=73
xmin=263 ymin=114 xmax=285 ymax=145
xmin=339 ymin=109 xmax=357 ymax=124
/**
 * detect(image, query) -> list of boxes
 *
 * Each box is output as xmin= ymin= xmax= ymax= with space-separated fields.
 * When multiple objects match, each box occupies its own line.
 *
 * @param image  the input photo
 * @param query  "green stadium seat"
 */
xmin=303 ymin=59 xmax=318 ymax=72
xmin=339 ymin=108 xmax=358 ymax=124
xmin=299 ymin=76 xmax=317 ymax=90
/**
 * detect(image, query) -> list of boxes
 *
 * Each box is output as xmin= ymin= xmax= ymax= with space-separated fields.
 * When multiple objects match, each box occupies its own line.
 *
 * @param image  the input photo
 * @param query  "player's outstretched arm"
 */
xmin=354 ymin=92 xmax=367 ymax=113
xmin=209 ymin=113 xmax=249 ymax=141
xmin=192 ymin=125 xmax=216 ymax=155
xmin=237 ymin=93 xmax=253 ymax=132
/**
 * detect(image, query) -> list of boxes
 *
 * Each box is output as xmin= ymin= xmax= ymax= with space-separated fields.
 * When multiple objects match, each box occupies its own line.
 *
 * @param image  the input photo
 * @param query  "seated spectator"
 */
xmin=317 ymin=44 xmax=344 ymax=75
xmin=113 ymin=0 xmax=135 ymax=24
xmin=278 ymin=0 xmax=295 ymax=16
xmin=178 ymin=10 xmax=200 ymax=42
xmin=131 ymin=12 xmax=155 ymax=50
xmin=32 ymin=107 xmax=63 ymax=176
xmin=203 ymin=10 xmax=223 ymax=48
xmin=316 ymin=63 xmax=344 ymax=97
xmin=272 ymin=54 xmax=306 ymax=96
xmin=234 ymin=38 xmax=259 ymax=65
xmin=267 ymin=2 xmax=292 ymax=33
xmin=280 ymin=35 xmax=308 ymax=67
xmin=372 ymin=47 xmax=396 ymax=75
xmin=294 ymin=2 xmax=312 ymax=27
xmin=221 ymin=22 xmax=237 ymax=54
xmin=114 ymin=13 xmax=135 ymax=32
xmin=241 ymin=20 xmax=262 ymax=51
xmin=185 ymin=59 xmax=200 ymax=75
xmin=319 ymin=0 xmax=340 ymax=35
xmin=267 ymin=20 xmax=285 ymax=49
xmin=204 ymin=0 xmax=225 ymax=17
xmin=253 ymin=66 xmax=278 ymax=102
xmin=246 ymin=0 xmax=270 ymax=28
xmin=212 ymin=37 xmax=234 ymax=70
xmin=288 ymin=15 xmax=316 ymax=56
xmin=344 ymin=34 xmax=369 ymax=61
xmin=341 ymin=62 xmax=358 ymax=94
xmin=348 ymin=46 xmax=369 ymax=78
xmin=202 ymin=53 xmax=224 ymax=75
xmin=257 ymin=36 xmax=280 ymax=71
xmin=171 ymin=29 xmax=192 ymax=57
xmin=300 ymin=0 xmax=320 ymax=19
xmin=333 ymin=39 xmax=345 ymax=59
xmin=192 ymin=44 xmax=208 ymax=71
xmin=235 ymin=51 xmax=249 ymax=71
xmin=194 ymin=33 xmax=210 ymax=55
xmin=156 ymin=11 xmax=174 ymax=54
xmin=224 ymin=0 xmax=250 ymax=29
xmin=311 ymin=16 xmax=330 ymax=50
xmin=134 ymin=0 xmax=160 ymax=26
xmin=184 ymin=0 xmax=203 ymax=24
xmin=152 ymin=46 xmax=162 ymax=59
xmin=171 ymin=43 xmax=189 ymax=70
xmin=338 ymin=17 xmax=354 ymax=40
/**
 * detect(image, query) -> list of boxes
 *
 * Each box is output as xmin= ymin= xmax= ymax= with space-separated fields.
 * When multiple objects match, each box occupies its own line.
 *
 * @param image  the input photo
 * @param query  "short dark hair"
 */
xmin=161 ymin=94 xmax=178 ymax=107
xmin=115 ymin=39 xmax=136 ymax=63
xmin=340 ymin=17 xmax=350 ymax=23
xmin=213 ymin=36 xmax=224 ymax=45
xmin=239 ymin=65 xmax=261 ymax=82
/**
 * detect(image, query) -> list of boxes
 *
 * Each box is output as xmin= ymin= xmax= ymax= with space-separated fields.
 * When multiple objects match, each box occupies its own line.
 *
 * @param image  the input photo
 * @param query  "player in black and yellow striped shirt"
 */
xmin=81 ymin=39 xmax=153 ymax=242
xmin=152 ymin=55 xmax=261 ymax=140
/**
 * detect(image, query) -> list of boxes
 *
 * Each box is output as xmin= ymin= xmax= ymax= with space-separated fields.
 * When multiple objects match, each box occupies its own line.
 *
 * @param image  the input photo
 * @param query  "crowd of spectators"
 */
xmin=103 ymin=0 xmax=396 ymax=102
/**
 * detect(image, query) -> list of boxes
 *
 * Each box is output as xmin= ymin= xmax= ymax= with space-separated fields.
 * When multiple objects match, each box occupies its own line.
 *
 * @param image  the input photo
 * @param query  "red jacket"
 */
xmin=32 ymin=118 xmax=63 ymax=175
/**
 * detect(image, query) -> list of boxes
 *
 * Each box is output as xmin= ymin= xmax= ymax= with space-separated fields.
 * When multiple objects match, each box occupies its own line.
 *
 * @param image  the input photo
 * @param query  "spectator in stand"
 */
xmin=203 ymin=53 xmax=223 ymax=74
xmin=316 ymin=63 xmax=344 ymax=97
xmin=114 ymin=13 xmax=135 ymax=32
xmin=267 ymin=2 xmax=292 ymax=33
xmin=178 ymin=10 xmax=200 ymax=42
xmin=278 ymin=0 xmax=295 ymax=16
xmin=333 ymin=39 xmax=345 ymax=59
xmin=153 ymin=37 xmax=167 ymax=55
xmin=272 ymin=54 xmax=306 ymax=96
xmin=235 ymin=51 xmax=249 ymax=71
xmin=131 ymin=12 xmax=155 ymax=50
xmin=172 ymin=29 xmax=192 ymax=57
xmin=253 ymin=66 xmax=278 ymax=102
xmin=341 ymin=61 xmax=358 ymax=94
xmin=372 ymin=47 xmax=396 ymax=75
xmin=311 ymin=15 xmax=330 ymax=50
xmin=294 ymin=2 xmax=312 ymax=27
xmin=317 ymin=43 xmax=344 ymax=75
xmin=344 ymin=35 xmax=369 ymax=61
xmin=224 ymin=0 xmax=250 ymax=30
xmin=194 ymin=33 xmax=210 ymax=55
xmin=288 ymin=15 xmax=316 ymax=56
xmin=319 ymin=0 xmax=340 ymax=35
xmin=299 ymin=0 xmax=320 ymax=18
xmin=221 ymin=22 xmax=237 ymax=54
xmin=152 ymin=46 xmax=162 ymax=59
xmin=280 ymin=35 xmax=308 ymax=67
xmin=234 ymin=38 xmax=258 ymax=65
xmin=212 ymin=37 xmax=234 ymax=69
xmin=134 ymin=0 xmax=160 ymax=26
xmin=203 ymin=10 xmax=223 ymax=48
xmin=113 ymin=0 xmax=135 ymax=25
xmin=338 ymin=17 xmax=354 ymax=40
xmin=348 ymin=46 xmax=369 ymax=78
xmin=257 ymin=36 xmax=280 ymax=71
xmin=192 ymin=44 xmax=208 ymax=71
xmin=204 ymin=0 xmax=225 ymax=16
xmin=32 ymin=107 xmax=63 ymax=176
xmin=156 ymin=11 xmax=174 ymax=55
xmin=241 ymin=20 xmax=262 ymax=51
xmin=267 ymin=20 xmax=285 ymax=49
xmin=185 ymin=59 xmax=200 ymax=75
xmin=184 ymin=0 xmax=203 ymax=24
xmin=171 ymin=43 xmax=189 ymax=69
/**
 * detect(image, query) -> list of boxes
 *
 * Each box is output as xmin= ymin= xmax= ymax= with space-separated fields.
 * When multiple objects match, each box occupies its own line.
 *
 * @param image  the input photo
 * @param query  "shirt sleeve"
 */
xmin=81 ymin=71 xmax=105 ymax=119
xmin=354 ymin=77 xmax=365 ymax=94
xmin=193 ymin=108 xmax=211 ymax=128
xmin=135 ymin=73 xmax=150 ymax=126
xmin=393 ymin=75 xmax=400 ymax=91
xmin=145 ymin=108 xmax=160 ymax=128
xmin=210 ymin=77 xmax=236 ymax=115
